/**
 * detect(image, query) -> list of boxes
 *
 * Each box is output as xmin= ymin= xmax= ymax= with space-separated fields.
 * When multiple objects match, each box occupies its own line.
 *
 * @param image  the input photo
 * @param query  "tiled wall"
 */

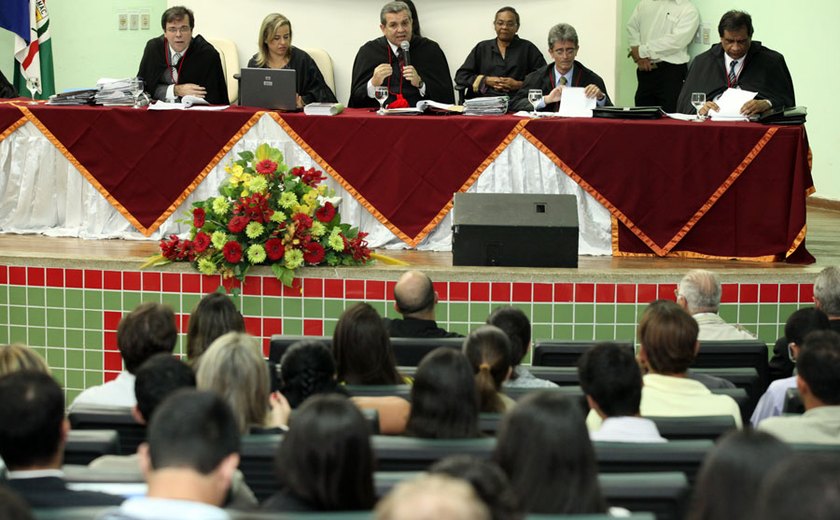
xmin=0 ymin=264 xmax=813 ymax=403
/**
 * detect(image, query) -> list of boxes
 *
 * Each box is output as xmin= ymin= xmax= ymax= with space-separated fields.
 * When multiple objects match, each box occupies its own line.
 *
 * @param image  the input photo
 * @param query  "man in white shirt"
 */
xmin=579 ymin=342 xmax=665 ymax=442
xmin=70 ymin=302 xmax=177 ymax=410
xmin=677 ymin=269 xmax=756 ymax=341
xmin=627 ymin=0 xmax=699 ymax=113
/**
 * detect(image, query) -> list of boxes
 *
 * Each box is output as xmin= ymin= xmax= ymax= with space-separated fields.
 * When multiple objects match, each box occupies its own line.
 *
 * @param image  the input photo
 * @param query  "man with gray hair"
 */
xmin=676 ymin=269 xmax=756 ymax=341
xmin=349 ymin=1 xmax=454 ymax=109
xmin=510 ymin=23 xmax=611 ymax=112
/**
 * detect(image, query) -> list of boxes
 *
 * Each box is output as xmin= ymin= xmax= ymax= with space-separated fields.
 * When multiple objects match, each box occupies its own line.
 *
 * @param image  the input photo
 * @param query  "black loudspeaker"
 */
xmin=452 ymin=193 xmax=579 ymax=267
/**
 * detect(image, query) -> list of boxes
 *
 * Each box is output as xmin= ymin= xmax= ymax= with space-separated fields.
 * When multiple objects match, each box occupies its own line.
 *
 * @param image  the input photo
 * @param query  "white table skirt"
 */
xmin=0 ymin=114 xmax=611 ymax=254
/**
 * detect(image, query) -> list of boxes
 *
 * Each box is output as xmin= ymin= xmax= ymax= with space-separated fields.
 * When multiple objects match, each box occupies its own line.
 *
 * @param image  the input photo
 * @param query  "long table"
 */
xmin=0 ymin=102 xmax=814 ymax=262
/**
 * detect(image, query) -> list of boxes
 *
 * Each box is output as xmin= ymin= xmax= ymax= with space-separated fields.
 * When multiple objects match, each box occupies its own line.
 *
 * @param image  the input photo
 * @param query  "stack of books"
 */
xmin=46 ymin=89 xmax=98 ymax=106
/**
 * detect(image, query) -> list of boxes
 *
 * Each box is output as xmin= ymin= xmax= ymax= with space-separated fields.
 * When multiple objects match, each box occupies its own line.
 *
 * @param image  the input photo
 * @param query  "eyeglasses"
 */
xmin=495 ymin=21 xmax=517 ymax=28
xmin=166 ymin=25 xmax=191 ymax=34
xmin=551 ymin=47 xmax=578 ymax=56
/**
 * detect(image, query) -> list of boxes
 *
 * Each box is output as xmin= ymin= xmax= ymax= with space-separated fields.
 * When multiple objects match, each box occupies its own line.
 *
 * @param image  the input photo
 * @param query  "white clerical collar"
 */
xmin=554 ymin=64 xmax=574 ymax=85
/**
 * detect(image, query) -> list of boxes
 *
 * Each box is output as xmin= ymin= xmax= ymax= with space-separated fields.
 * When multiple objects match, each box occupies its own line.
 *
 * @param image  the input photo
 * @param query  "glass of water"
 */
xmin=528 ymin=89 xmax=543 ymax=116
xmin=375 ymin=86 xmax=389 ymax=115
xmin=691 ymin=92 xmax=706 ymax=121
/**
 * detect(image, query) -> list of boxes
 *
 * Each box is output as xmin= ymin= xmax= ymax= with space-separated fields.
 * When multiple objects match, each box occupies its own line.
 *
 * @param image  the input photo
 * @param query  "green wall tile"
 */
xmin=66 ymin=349 xmax=84 ymax=369
xmin=46 ymin=348 xmax=64 ymax=368
xmin=47 ymin=308 xmax=64 ymax=328
xmin=449 ymin=323 xmax=471 ymax=336
xmin=575 ymin=304 xmax=595 ymax=324
xmin=573 ymin=325 xmax=595 ymax=340
xmin=46 ymin=288 xmax=63 ymax=307
xmin=284 ymin=319 xmax=302 ymax=335
xmin=263 ymin=298 xmax=282 ymax=318
xmin=139 ymin=293 xmax=163 ymax=304
xmin=65 ymin=289 xmax=83 ymax=309
xmin=284 ymin=298 xmax=302 ymax=318
xmin=10 ymin=327 xmax=26 ymax=343
xmin=595 ymin=305 xmax=616 ymax=324
xmin=553 ymin=324 xmax=573 ymax=339
xmin=66 ymin=309 xmax=84 ymax=328
xmin=758 ymin=305 xmax=778 ymax=324
xmin=182 ymin=294 xmax=202 ymax=313
xmin=594 ymin=325 xmax=615 ymax=341
xmin=123 ymin=292 xmax=142 ymax=310
xmin=102 ymin=291 xmax=122 ymax=311
xmin=28 ymin=307 xmax=46 ymax=327
xmin=84 ymin=331 xmax=102 ymax=349
xmin=532 ymin=324 xmax=552 ymax=340
xmin=29 ymin=327 xmax=45 ymax=347
xmin=0 ymin=286 xmax=8 ymax=305
xmin=85 ymin=371 xmax=103 ymax=387
xmin=52 ymin=370 xmax=65 ymax=387
xmin=161 ymin=292 xmax=180 ymax=310
xmin=66 ymin=369 xmax=85 ymax=389
xmin=66 ymin=329 xmax=84 ymax=349
xmin=431 ymin=303 xmax=446 ymax=320
xmin=85 ymin=351 xmax=103 ymax=371
xmin=303 ymin=299 xmax=323 ymax=318
xmin=719 ymin=305 xmax=738 ymax=323
xmin=616 ymin=305 xmax=637 ymax=324
xmin=368 ymin=301 xmax=387 ymax=317
xmin=9 ymin=306 xmax=25 ymax=325
xmin=615 ymin=325 xmax=636 ymax=342
xmin=242 ymin=296 xmax=262 ymax=316
xmin=531 ymin=304 xmax=552 ymax=324
xmin=84 ymin=311 xmax=102 ymax=330
xmin=469 ymin=303 xmax=490 ymax=322
xmin=27 ymin=287 xmax=46 ymax=307
xmin=757 ymin=325 xmax=780 ymax=343
xmin=323 ymin=319 xmax=338 ymax=336
xmin=778 ymin=304 xmax=799 ymax=323
xmin=9 ymin=287 xmax=26 ymax=305
xmin=324 ymin=300 xmax=345 ymax=320
xmin=553 ymin=304 xmax=574 ymax=323
xmin=0 ymin=327 xmax=7 ymax=343
xmin=449 ymin=303 xmax=468 ymax=322
xmin=66 ymin=389 xmax=81 ymax=404
xmin=739 ymin=305 xmax=758 ymax=325
xmin=47 ymin=328 xmax=65 ymax=348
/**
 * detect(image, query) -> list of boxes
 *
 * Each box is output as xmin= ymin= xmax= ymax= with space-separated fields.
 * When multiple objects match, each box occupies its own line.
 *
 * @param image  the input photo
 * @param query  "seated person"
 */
xmin=510 ymin=23 xmax=611 ymax=112
xmin=588 ymin=300 xmax=742 ymax=430
xmin=755 ymin=453 xmax=840 ymax=520
xmin=677 ymin=269 xmax=756 ymax=341
xmin=334 ymin=303 xmax=407 ymax=385
xmin=385 ymin=270 xmax=462 ymax=338
xmin=137 ymin=5 xmax=228 ymax=104
xmin=247 ymin=13 xmax=337 ymax=108
xmin=487 ymin=306 xmax=557 ymax=389
xmin=0 ymin=371 xmax=124 ymax=508
xmin=349 ymin=1 xmax=454 ymax=108
xmin=429 ymin=455 xmax=522 ymax=520
xmin=751 ymin=308 xmax=830 ymax=426
xmin=376 ymin=474 xmax=490 ymax=520
xmin=463 ymin=326 xmax=516 ymax=413
xmin=759 ymin=330 xmax=840 ymax=444
xmin=578 ymin=342 xmax=666 ymax=442
xmin=185 ymin=291 xmax=245 ymax=366
xmin=0 ymin=343 xmax=49 ymax=376
xmin=454 ymin=7 xmax=545 ymax=99
xmin=676 ymin=10 xmax=795 ymax=116
xmin=70 ymin=302 xmax=177 ymax=410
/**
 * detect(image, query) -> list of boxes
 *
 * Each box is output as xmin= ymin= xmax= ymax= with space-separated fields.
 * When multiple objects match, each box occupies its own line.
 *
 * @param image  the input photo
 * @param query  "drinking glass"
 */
xmin=131 ymin=78 xmax=148 ymax=108
xmin=691 ymin=92 xmax=706 ymax=121
xmin=527 ymin=89 xmax=543 ymax=116
xmin=374 ymin=86 xmax=389 ymax=115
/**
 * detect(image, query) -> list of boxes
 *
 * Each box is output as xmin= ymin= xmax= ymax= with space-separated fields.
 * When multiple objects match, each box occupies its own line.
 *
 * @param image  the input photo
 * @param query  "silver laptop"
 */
xmin=239 ymin=67 xmax=297 ymax=110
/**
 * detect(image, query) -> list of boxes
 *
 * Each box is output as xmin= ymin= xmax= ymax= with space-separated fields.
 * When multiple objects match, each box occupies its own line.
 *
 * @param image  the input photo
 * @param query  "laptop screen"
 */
xmin=239 ymin=67 xmax=297 ymax=110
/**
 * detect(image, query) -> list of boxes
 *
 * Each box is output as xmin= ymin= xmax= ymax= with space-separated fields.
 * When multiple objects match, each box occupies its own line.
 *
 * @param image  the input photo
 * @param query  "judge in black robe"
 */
xmin=0 ymin=70 xmax=17 ymax=98
xmin=510 ymin=61 xmax=612 ymax=112
xmin=349 ymin=35 xmax=454 ymax=108
xmin=455 ymin=36 xmax=545 ymax=99
xmin=247 ymin=47 xmax=336 ymax=105
xmin=675 ymin=40 xmax=795 ymax=114
xmin=137 ymin=34 xmax=228 ymax=105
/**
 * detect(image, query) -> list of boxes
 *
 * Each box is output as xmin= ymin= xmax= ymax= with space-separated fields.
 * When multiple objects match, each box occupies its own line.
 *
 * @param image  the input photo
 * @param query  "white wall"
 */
xmin=174 ymin=0 xmax=619 ymax=104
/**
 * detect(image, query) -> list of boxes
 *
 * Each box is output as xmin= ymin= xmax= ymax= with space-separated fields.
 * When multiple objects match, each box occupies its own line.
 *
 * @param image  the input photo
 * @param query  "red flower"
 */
xmin=293 ymin=213 xmax=313 ymax=231
xmin=160 ymin=234 xmax=195 ymax=261
xmin=223 ymin=241 xmax=243 ymax=263
xmin=303 ymin=242 xmax=326 ymax=264
xmin=228 ymin=215 xmax=249 ymax=234
xmin=315 ymin=202 xmax=336 ymax=223
xmin=291 ymin=166 xmax=326 ymax=187
xmin=255 ymin=159 xmax=278 ymax=175
xmin=347 ymin=232 xmax=371 ymax=261
xmin=193 ymin=232 xmax=211 ymax=253
xmin=265 ymin=238 xmax=285 ymax=261
xmin=234 ymin=193 xmax=273 ymax=223
xmin=193 ymin=207 xmax=206 ymax=228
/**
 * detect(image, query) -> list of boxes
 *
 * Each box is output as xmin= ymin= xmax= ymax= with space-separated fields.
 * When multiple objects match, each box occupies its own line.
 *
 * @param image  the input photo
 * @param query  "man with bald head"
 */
xmin=384 ymin=271 xmax=462 ymax=338
xmin=676 ymin=269 xmax=756 ymax=341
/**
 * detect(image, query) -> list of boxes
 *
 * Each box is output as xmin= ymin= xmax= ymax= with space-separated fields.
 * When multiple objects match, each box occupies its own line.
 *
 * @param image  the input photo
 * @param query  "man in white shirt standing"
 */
xmin=627 ymin=0 xmax=699 ymax=113
xmin=676 ymin=269 xmax=756 ymax=341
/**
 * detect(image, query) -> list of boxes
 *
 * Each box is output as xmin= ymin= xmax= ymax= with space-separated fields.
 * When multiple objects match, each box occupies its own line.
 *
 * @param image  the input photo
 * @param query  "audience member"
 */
xmin=0 ymin=344 xmax=49 ymax=376
xmin=676 ymin=269 xmax=756 ymax=340
xmin=196 ymin=332 xmax=290 ymax=434
xmin=70 ymin=302 xmax=177 ymax=410
xmin=405 ymin=348 xmax=481 ymax=439
xmin=511 ymin=23 xmax=611 ymax=112
xmin=0 ymin=371 xmax=123 ymax=508
xmin=759 ymin=330 xmax=840 ymax=444
xmin=589 ymin=300 xmax=742 ymax=430
xmin=754 ymin=453 xmax=840 ymax=520
xmin=263 ymin=394 xmax=375 ymax=512
xmin=677 ymin=10 xmax=795 ymax=116
xmin=495 ymin=392 xmax=607 ymax=515
xmin=455 ymin=6 xmax=545 ymax=99
xmin=0 ymin=485 xmax=33 ymax=520
xmin=277 ymin=340 xmax=346 ymax=408
xmin=429 ymin=455 xmax=522 ymax=520
xmin=247 ymin=13 xmax=337 ymax=107
xmin=769 ymin=266 xmax=840 ymax=380
xmin=349 ymin=1 xmax=454 ymax=109
xmin=105 ymin=389 xmax=241 ymax=518
xmin=487 ymin=306 xmax=556 ymax=389
xmin=186 ymin=292 xmax=245 ymax=365
xmin=751 ymin=308 xmax=830 ymax=426
xmin=334 ymin=303 xmax=405 ymax=385
xmin=463 ymin=325 xmax=515 ymax=413
xmin=137 ymin=5 xmax=228 ymax=105
xmin=376 ymin=474 xmax=491 ymax=520
xmin=385 ymin=270 xmax=462 ymax=338
xmin=578 ymin=342 xmax=666 ymax=443
xmin=687 ymin=429 xmax=792 ymax=520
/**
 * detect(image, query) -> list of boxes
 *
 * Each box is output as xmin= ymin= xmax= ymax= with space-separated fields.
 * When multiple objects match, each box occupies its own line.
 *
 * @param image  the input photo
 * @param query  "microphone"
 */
xmin=400 ymin=40 xmax=411 ymax=67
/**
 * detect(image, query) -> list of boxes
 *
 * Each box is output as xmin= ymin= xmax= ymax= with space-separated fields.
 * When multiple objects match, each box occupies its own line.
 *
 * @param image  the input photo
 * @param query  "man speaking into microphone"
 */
xmin=349 ymin=1 xmax=454 ymax=108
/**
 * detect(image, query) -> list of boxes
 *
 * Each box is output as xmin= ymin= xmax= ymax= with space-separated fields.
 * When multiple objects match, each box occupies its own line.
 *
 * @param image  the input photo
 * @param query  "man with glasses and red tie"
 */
xmin=137 ymin=5 xmax=228 ymax=105
xmin=676 ymin=10 xmax=794 ymax=117
xmin=510 ymin=23 xmax=611 ymax=113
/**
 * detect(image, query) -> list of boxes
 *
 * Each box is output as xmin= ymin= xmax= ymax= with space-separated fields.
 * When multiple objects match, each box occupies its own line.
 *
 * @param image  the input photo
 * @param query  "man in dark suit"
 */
xmin=510 ymin=23 xmax=611 ymax=112
xmin=384 ymin=270 xmax=462 ymax=338
xmin=0 ymin=371 xmax=124 ymax=508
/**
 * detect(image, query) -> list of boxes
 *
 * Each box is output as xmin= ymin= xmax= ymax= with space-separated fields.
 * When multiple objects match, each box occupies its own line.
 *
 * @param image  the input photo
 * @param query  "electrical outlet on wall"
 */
xmin=140 ymin=10 xmax=150 ymax=30
xmin=694 ymin=22 xmax=711 ymax=45
xmin=129 ymin=12 xmax=139 ymax=31
xmin=118 ymin=13 xmax=128 ymax=31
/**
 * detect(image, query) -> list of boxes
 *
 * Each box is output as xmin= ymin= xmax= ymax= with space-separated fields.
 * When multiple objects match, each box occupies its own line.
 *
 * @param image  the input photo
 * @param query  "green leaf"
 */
xmin=238 ymin=151 xmax=255 ymax=162
xmin=271 ymin=264 xmax=296 ymax=287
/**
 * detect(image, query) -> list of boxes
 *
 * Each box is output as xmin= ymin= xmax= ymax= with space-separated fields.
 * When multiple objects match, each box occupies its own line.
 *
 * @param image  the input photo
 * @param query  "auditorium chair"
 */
xmin=647 ymin=416 xmax=737 ymax=441
xmin=693 ymin=340 xmax=770 ymax=395
xmin=268 ymin=335 xmax=331 ymax=363
xmin=344 ymin=384 xmax=412 ymax=400
xmin=68 ymin=404 xmax=146 ymax=456
xmin=371 ymin=435 xmax=496 ymax=471
xmin=207 ymin=37 xmax=240 ymax=103
xmin=594 ymin=439 xmax=713 ymax=484
xmin=710 ymin=387 xmax=752 ymax=424
xmin=783 ymin=387 xmax=805 ymax=414
xmin=600 ymin=472 xmax=689 ymax=520
xmin=532 ymin=341 xmax=635 ymax=366
xmin=269 ymin=334 xmax=463 ymax=366
xmin=301 ymin=47 xmax=337 ymax=96
xmin=63 ymin=430 xmax=120 ymax=465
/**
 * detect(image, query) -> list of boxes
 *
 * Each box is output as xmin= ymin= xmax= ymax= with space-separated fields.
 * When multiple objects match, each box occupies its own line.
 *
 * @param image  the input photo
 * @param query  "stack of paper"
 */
xmin=709 ymin=88 xmax=756 ymax=122
xmin=46 ymin=89 xmax=98 ymax=106
xmin=463 ymin=96 xmax=508 ymax=116
xmin=95 ymin=77 xmax=142 ymax=106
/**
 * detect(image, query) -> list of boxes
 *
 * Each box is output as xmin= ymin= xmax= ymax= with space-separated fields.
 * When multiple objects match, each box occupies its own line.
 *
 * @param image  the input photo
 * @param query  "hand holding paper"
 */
xmin=558 ymin=87 xmax=596 ymax=118
xmin=709 ymin=88 xmax=757 ymax=121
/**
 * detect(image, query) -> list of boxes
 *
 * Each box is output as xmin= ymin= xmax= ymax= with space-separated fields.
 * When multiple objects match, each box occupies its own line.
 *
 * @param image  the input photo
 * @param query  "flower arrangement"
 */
xmin=150 ymin=143 xmax=372 ymax=286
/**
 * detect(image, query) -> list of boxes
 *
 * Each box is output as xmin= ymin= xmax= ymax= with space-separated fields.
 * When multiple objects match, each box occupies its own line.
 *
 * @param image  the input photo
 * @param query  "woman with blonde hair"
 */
xmin=0 ymin=343 xmax=49 ymax=376
xmin=247 ymin=13 xmax=337 ymax=108
xmin=196 ymin=332 xmax=289 ymax=434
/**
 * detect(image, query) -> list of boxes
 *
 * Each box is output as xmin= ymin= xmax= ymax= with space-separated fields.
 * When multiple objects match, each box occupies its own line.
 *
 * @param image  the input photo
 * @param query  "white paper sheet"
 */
xmin=558 ymin=87 xmax=596 ymax=118
xmin=710 ymin=88 xmax=757 ymax=121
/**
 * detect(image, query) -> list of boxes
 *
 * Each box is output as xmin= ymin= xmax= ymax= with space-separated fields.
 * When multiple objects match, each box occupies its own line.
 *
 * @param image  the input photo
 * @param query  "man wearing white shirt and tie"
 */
xmin=676 ymin=10 xmax=795 ymax=116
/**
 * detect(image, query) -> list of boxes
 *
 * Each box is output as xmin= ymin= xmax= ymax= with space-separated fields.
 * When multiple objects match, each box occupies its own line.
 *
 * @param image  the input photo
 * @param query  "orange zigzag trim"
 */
xmin=0 ymin=115 xmax=26 ymax=142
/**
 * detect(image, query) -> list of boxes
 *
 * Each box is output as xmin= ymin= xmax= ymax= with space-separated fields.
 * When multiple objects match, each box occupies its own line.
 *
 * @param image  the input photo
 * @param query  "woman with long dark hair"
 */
xmin=333 ymin=302 xmax=404 ymax=385
xmin=463 ymin=325 xmax=515 ymax=413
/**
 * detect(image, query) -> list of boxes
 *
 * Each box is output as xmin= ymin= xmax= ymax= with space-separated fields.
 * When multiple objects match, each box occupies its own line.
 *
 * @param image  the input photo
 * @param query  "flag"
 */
xmin=0 ymin=0 xmax=55 ymax=99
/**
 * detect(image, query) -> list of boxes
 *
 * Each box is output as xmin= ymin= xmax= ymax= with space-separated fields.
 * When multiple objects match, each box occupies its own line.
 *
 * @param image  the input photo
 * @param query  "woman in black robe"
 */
xmin=247 ymin=13 xmax=337 ymax=107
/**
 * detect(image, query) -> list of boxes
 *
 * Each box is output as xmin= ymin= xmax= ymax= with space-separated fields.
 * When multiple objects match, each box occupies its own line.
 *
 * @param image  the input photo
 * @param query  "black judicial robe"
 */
xmin=247 ymin=46 xmax=337 ymax=105
xmin=0 ymin=69 xmax=17 ymax=98
xmin=454 ymin=36 xmax=546 ymax=99
xmin=349 ymin=36 xmax=454 ymax=108
xmin=676 ymin=41 xmax=795 ymax=114
xmin=510 ymin=61 xmax=612 ymax=112
xmin=137 ymin=34 xmax=229 ymax=105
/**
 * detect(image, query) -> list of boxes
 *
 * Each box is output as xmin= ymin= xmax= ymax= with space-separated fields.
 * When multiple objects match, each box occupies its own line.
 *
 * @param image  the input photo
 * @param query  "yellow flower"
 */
xmin=247 ymin=175 xmax=268 ymax=194
xmin=311 ymin=221 xmax=326 ymax=238
xmin=318 ymin=184 xmax=328 ymax=195
xmin=304 ymin=189 xmax=319 ymax=205
xmin=247 ymin=244 xmax=267 ymax=264
xmin=246 ymin=221 xmax=265 ymax=239
xmin=270 ymin=211 xmax=286 ymax=223
xmin=197 ymin=258 xmax=218 ymax=275
xmin=211 ymin=231 xmax=228 ymax=249
xmin=280 ymin=192 xmax=298 ymax=209
xmin=212 ymin=197 xmax=230 ymax=216
xmin=328 ymin=231 xmax=345 ymax=252
xmin=284 ymin=248 xmax=304 ymax=269
xmin=294 ymin=204 xmax=313 ymax=216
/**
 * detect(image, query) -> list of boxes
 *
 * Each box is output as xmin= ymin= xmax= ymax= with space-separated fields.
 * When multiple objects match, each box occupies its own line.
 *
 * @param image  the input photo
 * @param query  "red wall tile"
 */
xmin=366 ymin=280 xmax=385 ymax=300
xmin=244 ymin=317 xmax=262 ymax=336
xmin=595 ymin=284 xmax=615 ymax=303
xmin=123 ymin=272 xmax=141 ymax=291
xmin=242 ymin=277 xmax=263 ymax=296
xmin=162 ymin=273 xmax=181 ymax=293
xmin=470 ymin=282 xmax=490 ymax=302
xmin=104 ymin=352 xmax=123 ymax=372
xmin=637 ymin=284 xmax=657 ymax=303
xmin=800 ymin=284 xmax=814 ymax=303
xmin=616 ymin=284 xmax=637 ymax=304
xmin=491 ymin=282 xmax=511 ymax=302
xmin=657 ymin=283 xmax=677 ymax=301
xmin=103 ymin=311 xmax=123 ymax=331
xmin=533 ymin=283 xmax=553 ymax=302
xmin=432 ymin=281 xmax=447 ymax=301
xmin=84 ymin=270 xmax=102 ymax=289
xmin=27 ymin=267 xmax=45 ymax=287
xmin=65 ymin=269 xmax=83 ymax=289
xmin=739 ymin=284 xmax=759 ymax=303
xmin=142 ymin=272 xmax=161 ymax=292
xmin=303 ymin=278 xmax=324 ymax=298
xmin=449 ymin=282 xmax=469 ymax=302
xmin=303 ymin=319 xmax=324 ymax=336
xmin=512 ymin=283 xmax=532 ymax=303
xmin=263 ymin=318 xmax=282 ymax=336
xmin=182 ymin=274 xmax=202 ymax=294
xmin=720 ymin=284 xmax=739 ymax=303
xmin=46 ymin=268 xmax=64 ymax=288
xmin=263 ymin=277 xmax=283 ymax=297
xmin=554 ymin=283 xmax=574 ymax=302
xmin=0 ymin=265 xmax=7 ymax=284
xmin=779 ymin=284 xmax=799 ymax=303
xmin=103 ymin=271 xmax=122 ymax=290
xmin=759 ymin=284 xmax=779 ymax=303
xmin=575 ymin=283 xmax=595 ymax=303
xmin=324 ymin=279 xmax=344 ymax=299
xmin=345 ymin=280 xmax=365 ymax=299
